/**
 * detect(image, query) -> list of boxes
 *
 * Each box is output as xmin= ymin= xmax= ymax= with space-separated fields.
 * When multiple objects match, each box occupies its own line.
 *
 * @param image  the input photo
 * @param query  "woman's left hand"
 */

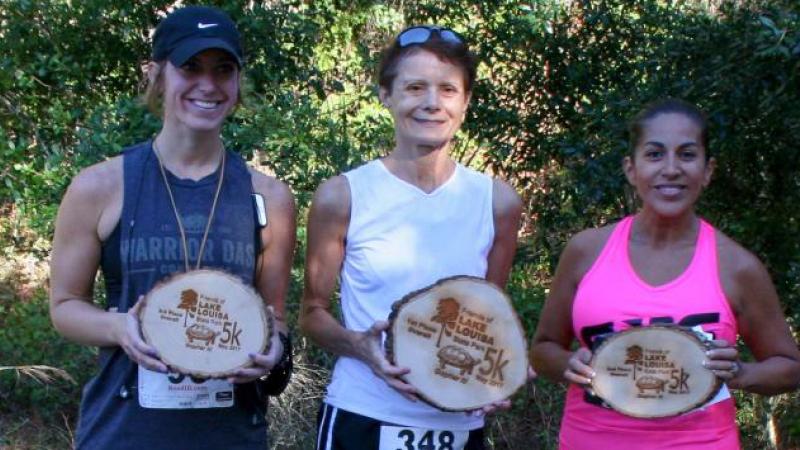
xmin=704 ymin=339 xmax=741 ymax=381
xmin=467 ymin=366 xmax=537 ymax=417
xmin=226 ymin=328 xmax=284 ymax=384
xmin=468 ymin=399 xmax=511 ymax=417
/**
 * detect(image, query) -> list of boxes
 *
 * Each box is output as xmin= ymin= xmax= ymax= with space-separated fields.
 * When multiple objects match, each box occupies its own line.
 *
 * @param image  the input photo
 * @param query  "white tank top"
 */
xmin=324 ymin=159 xmax=494 ymax=430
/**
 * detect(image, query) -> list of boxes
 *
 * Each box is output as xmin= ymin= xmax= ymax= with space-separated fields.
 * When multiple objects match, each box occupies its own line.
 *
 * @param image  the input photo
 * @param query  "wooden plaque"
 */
xmin=590 ymin=326 xmax=721 ymax=418
xmin=387 ymin=276 xmax=528 ymax=411
xmin=139 ymin=270 xmax=272 ymax=378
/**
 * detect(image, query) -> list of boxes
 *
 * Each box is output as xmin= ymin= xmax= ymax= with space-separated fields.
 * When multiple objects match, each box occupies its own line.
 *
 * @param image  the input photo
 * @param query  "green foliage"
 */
xmin=2 ymin=0 xmax=799 ymax=448
xmin=0 ymin=290 xmax=96 ymax=419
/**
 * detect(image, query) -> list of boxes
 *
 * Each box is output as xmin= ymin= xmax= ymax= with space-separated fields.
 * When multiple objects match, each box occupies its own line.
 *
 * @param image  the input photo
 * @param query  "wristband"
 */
xmin=257 ymin=332 xmax=293 ymax=397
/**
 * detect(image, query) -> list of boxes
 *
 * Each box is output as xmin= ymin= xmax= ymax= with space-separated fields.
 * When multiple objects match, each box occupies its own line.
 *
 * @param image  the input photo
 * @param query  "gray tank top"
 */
xmin=76 ymin=141 xmax=267 ymax=450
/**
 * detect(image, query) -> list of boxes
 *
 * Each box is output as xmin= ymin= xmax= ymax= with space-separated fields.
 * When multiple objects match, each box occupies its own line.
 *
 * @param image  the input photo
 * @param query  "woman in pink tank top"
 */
xmin=530 ymin=99 xmax=800 ymax=450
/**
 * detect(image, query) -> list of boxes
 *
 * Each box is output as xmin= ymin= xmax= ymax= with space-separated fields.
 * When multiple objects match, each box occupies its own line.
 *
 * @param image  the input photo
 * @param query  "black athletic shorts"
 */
xmin=316 ymin=403 xmax=486 ymax=450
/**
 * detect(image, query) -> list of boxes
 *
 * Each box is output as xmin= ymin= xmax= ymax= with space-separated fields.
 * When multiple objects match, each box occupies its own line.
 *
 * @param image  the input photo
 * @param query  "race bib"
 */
xmin=379 ymin=425 xmax=469 ymax=450
xmin=137 ymin=366 xmax=234 ymax=409
xmin=698 ymin=383 xmax=731 ymax=409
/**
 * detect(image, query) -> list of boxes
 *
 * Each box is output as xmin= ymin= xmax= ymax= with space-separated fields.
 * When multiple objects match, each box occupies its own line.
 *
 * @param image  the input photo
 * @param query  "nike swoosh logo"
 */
xmin=197 ymin=23 xmax=218 ymax=29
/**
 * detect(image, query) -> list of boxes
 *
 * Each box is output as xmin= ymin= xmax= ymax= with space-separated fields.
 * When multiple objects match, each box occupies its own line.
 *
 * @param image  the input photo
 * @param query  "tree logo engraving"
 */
xmin=177 ymin=289 xmax=199 ymax=327
xmin=431 ymin=297 xmax=460 ymax=348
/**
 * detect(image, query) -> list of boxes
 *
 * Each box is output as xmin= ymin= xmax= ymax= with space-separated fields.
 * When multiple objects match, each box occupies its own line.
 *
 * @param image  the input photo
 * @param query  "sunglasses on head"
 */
xmin=396 ymin=25 xmax=464 ymax=47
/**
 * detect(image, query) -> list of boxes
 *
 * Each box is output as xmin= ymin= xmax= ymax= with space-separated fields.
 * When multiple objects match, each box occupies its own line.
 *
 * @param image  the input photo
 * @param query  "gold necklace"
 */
xmin=152 ymin=138 xmax=225 ymax=272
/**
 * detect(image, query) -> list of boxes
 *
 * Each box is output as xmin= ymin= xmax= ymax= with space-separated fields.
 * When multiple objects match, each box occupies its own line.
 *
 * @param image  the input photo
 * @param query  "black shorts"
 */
xmin=316 ymin=403 xmax=486 ymax=450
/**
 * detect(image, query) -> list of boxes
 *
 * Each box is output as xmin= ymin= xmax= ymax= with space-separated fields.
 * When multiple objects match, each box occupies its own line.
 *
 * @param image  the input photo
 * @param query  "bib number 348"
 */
xmin=379 ymin=426 xmax=468 ymax=450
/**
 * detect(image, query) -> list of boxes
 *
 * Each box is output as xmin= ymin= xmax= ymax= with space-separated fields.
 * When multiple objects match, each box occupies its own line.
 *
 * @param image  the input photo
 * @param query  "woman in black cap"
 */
xmin=49 ymin=6 xmax=294 ymax=449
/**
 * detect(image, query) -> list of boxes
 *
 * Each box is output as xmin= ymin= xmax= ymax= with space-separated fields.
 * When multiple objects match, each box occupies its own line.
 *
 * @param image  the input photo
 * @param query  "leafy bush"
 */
xmin=1 ymin=0 xmax=798 ymax=448
xmin=0 ymin=289 xmax=96 ymax=421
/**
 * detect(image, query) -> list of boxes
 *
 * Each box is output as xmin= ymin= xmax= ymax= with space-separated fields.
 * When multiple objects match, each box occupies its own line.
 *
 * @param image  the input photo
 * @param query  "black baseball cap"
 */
xmin=152 ymin=6 xmax=244 ymax=67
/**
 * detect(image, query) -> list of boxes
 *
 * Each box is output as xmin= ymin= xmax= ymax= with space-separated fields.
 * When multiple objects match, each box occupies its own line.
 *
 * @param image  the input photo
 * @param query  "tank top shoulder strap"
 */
xmin=455 ymin=163 xmax=492 ymax=194
xmin=693 ymin=218 xmax=723 ymax=291
xmin=116 ymin=140 xmax=154 ymax=311
xmin=224 ymin=148 xmax=251 ymax=180
xmin=343 ymin=160 xmax=381 ymax=229
xmin=344 ymin=160 xmax=380 ymax=191
xmin=696 ymin=218 xmax=738 ymax=339
xmin=121 ymin=140 xmax=153 ymax=223
xmin=580 ymin=216 xmax=634 ymax=285
xmin=223 ymin=149 xmax=259 ymax=254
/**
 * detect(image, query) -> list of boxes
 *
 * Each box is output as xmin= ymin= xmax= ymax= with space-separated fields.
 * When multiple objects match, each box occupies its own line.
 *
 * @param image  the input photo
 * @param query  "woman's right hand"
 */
xmin=353 ymin=320 xmax=419 ymax=401
xmin=115 ymin=296 xmax=168 ymax=373
xmin=564 ymin=347 xmax=594 ymax=385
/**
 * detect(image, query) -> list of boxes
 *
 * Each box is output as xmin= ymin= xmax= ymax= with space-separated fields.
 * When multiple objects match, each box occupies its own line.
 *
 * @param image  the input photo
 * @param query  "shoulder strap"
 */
xmin=225 ymin=150 xmax=266 ymax=280
xmin=119 ymin=140 xmax=153 ymax=312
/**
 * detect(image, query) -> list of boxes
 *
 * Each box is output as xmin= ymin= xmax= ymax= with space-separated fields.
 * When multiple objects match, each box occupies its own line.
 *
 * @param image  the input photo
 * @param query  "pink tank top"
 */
xmin=561 ymin=216 xmax=740 ymax=450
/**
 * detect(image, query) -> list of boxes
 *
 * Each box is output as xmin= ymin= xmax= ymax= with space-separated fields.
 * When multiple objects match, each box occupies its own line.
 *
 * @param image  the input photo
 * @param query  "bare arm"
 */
xmin=49 ymin=158 xmax=165 ymax=372
xmin=485 ymin=179 xmax=523 ymax=288
xmin=299 ymin=176 xmax=416 ymax=399
xmin=50 ymin=161 xmax=122 ymax=345
xmin=530 ymin=228 xmax=609 ymax=383
xmin=229 ymin=171 xmax=296 ymax=383
xmin=474 ymin=179 xmax=528 ymax=413
xmin=299 ymin=176 xmax=358 ymax=355
xmin=717 ymin=234 xmax=800 ymax=395
xmin=251 ymin=172 xmax=295 ymax=334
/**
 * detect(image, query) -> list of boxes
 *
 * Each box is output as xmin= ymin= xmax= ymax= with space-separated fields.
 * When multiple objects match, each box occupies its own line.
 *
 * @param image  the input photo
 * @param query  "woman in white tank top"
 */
xmin=301 ymin=26 xmax=525 ymax=450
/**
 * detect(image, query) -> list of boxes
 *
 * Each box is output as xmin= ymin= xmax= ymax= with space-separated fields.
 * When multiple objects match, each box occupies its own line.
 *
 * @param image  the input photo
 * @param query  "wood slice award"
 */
xmin=139 ymin=270 xmax=273 ymax=378
xmin=590 ymin=325 xmax=721 ymax=418
xmin=387 ymin=276 xmax=528 ymax=411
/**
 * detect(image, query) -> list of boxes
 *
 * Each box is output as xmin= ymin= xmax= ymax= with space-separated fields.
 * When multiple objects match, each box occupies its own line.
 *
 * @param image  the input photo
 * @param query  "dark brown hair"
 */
xmin=141 ymin=61 xmax=165 ymax=116
xmin=378 ymin=30 xmax=478 ymax=95
xmin=629 ymin=98 xmax=710 ymax=160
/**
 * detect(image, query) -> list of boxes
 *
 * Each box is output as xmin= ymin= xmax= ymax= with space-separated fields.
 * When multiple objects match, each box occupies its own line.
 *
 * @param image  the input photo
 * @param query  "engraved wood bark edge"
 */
xmin=589 ymin=324 xmax=722 ymax=418
xmin=139 ymin=269 xmax=273 ymax=379
xmin=386 ymin=275 xmax=529 ymax=412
